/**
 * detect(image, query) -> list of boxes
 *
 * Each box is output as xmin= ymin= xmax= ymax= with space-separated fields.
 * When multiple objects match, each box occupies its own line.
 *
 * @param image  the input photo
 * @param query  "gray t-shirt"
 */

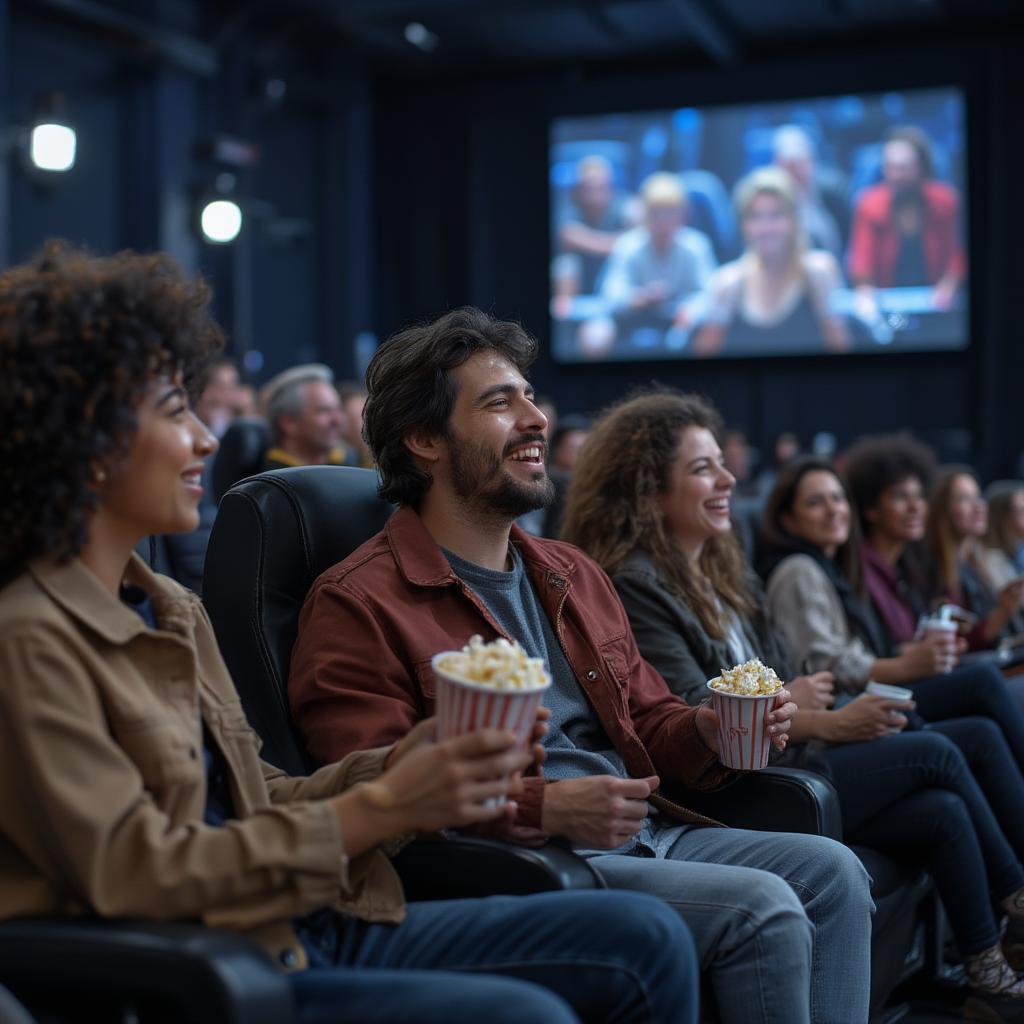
xmin=443 ymin=544 xmax=687 ymax=857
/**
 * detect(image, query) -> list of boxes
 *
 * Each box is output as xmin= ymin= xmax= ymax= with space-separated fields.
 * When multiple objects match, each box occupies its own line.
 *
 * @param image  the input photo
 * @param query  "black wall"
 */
xmin=373 ymin=36 xmax=1024 ymax=478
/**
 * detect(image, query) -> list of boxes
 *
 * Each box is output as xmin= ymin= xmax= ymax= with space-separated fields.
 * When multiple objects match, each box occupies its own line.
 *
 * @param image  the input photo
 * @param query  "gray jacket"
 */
xmin=612 ymin=549 xmax=792 ymax=707
xmin=764 ymin=554 xmax=875 ymax=691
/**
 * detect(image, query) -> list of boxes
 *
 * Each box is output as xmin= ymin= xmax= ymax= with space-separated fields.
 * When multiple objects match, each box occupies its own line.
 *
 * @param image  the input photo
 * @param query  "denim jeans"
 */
xmin=590 ymin=828 xmax=873 ymax=1024
xmin=908 ymin=662 xmax=1024 ymax=770
xmin=290 ymin=890 xmax=699 ymax=1024
xmin=823 ymin=728 xmax=1024 ymax=954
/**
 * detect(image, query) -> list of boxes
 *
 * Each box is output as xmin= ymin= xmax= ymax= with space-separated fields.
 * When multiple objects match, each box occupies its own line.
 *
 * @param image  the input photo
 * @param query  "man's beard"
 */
xmin=448 ymin=432 xmax=555 ymax=519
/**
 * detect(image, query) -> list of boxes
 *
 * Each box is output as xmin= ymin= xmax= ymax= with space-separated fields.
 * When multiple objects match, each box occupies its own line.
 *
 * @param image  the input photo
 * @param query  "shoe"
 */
xmin=964 ymin=990 xmax=1024 ymax=1022
xmin=1004 ymin=918 xmax=1024 ymax=971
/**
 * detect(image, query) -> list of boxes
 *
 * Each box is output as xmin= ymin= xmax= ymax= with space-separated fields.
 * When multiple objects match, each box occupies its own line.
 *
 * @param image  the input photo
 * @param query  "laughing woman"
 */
xmin=561 ymin=390 xmax=1024 ymax=1017
xmin=0 ymin=242 xmax=700 ymax=1024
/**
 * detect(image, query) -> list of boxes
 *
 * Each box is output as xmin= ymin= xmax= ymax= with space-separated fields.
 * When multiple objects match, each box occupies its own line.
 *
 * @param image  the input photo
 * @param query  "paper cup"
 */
xmin=865 ymin=681 xmax=914 ymax=701
xmin=922 ymin=618 xmax=957 ymax=673
xmin=431 ymin=653 xmax=551 ymax=804
xmin=705 ymin=680 xmax=778 ymax=771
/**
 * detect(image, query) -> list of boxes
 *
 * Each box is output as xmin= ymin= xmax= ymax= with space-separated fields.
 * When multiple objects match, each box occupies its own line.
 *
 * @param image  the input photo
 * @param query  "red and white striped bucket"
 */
xmin=432 ymin=654 xmax=551 ymax=804
xmin=705 ymin=680 xmax=777 ymax=771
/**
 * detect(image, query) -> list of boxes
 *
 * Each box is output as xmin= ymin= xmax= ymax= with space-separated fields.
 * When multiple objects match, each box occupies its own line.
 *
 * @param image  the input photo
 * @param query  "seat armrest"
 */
xmin=0 ymin=919 xmax=295 ymax=1024
xmin=392 ymin=836 xmax=605 ymax=900
xmin=679 ymin=767 xmax=843 ymax=840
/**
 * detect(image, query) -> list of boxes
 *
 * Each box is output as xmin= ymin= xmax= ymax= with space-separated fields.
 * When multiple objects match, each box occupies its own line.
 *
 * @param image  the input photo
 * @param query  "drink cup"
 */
xmin=921 ymin=618 xmax=957 ymax=673
xmin=864 ymin=681 xmax=914 ymax=735
xmin=431 ymin=652 xmax=551 ymax=805
xmin=705 ymin=680 xmax=778 ymax=771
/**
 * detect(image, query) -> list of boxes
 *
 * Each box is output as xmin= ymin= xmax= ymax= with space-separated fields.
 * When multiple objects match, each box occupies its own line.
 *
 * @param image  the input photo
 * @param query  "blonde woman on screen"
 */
xmin=692 ymin=167 xmax=850 ymax=357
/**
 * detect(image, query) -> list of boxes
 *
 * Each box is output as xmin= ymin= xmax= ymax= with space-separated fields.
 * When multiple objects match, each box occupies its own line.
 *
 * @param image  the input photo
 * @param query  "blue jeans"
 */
xmin=822 ymin=728 xmax=1024 ymax=954
xmin=291 ymin=890 xmax=699 ymax=1024
xmin=589 ymin=829 xmax=872 ymax=1024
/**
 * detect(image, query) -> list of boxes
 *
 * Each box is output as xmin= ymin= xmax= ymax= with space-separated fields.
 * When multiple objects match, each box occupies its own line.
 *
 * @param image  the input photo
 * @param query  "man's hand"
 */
xmin=540 ymin=775 xmax=659 ymax=849
xmin=787 ymin=673 xmax=835 ymax=711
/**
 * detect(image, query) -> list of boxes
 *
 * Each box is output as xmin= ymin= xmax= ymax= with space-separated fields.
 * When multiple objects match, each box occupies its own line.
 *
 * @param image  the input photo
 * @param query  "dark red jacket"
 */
xmin=289 ymin=506 xmax=733 ymax=834
xmin=848 ymin=179 xmax=966 ymax=288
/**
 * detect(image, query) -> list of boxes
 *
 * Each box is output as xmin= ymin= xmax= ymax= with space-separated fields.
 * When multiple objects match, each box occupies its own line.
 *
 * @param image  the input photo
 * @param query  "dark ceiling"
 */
xmin=18 ymin=0 xmax=1024 ymax=78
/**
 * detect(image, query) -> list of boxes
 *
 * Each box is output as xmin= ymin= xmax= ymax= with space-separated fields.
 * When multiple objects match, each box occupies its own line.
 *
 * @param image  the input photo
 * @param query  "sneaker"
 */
xmin=964 ymin=990 xmax=1024 ymax=1023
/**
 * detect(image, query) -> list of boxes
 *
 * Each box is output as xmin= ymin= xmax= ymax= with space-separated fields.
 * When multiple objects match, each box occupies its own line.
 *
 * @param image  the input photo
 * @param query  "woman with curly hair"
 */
xmin=562 ymin=391 xmax=1024 ymax=1016
xmin=0 ymin=242 xmax=700 ymax=1024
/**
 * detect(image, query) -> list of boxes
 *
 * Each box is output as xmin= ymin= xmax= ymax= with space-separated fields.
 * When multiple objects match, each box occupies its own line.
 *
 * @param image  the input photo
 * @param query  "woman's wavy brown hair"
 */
xmin=0 ymin=240 xmax=223 ymax=577
xmin=560 ymin=388 xmax=755 ymax=638
xmin=926 ymin=465 xmax=980 ymax=598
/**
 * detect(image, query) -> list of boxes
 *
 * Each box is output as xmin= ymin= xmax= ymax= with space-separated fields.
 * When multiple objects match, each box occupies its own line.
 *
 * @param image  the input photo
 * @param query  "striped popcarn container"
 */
xmin=432 ymin=652 xmax=551 ymax=805
xmin=705 ymin=679 xmax=778 ymax=771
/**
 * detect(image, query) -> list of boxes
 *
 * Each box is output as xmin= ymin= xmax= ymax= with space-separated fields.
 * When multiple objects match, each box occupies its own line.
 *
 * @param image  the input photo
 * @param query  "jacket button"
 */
xmin=547 ymin=572 xmax=566 ymax=590
xmin=278 ymin=948 xmax=298 ymax=967
xmin=586 ymin=669 xmax=599 ymax=681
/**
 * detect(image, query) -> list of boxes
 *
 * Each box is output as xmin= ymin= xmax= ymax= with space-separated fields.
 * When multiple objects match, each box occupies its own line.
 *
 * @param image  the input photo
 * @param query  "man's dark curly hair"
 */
xmin=363 ymin=306 xmax=537 ymax=507
xmin=842 ymin=433 xmax=938 ymax=534
xmin=0 ymin=240 xmax=223 ymax=576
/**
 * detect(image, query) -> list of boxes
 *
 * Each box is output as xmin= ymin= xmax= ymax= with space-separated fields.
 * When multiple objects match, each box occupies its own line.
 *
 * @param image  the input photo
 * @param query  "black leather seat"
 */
xmin=211 ymin=416 xmax=270 ymax=504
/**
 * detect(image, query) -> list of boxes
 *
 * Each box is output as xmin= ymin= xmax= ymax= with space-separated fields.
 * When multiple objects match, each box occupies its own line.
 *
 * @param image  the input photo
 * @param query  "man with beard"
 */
xmin=288 ymin=307 xmax=872 ymax=1024
xmin=848 ymin=125 xmax=965 ymax=313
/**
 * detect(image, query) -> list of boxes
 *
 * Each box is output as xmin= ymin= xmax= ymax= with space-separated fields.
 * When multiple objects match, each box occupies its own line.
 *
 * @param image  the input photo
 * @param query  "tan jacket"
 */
xmin=0 ymin=554 xmax=407 ymax=971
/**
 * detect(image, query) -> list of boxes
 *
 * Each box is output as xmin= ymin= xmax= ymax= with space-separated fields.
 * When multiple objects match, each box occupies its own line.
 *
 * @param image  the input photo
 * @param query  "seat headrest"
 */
xmin=203 ymin=465 xmax=393 ymax=772
xmin=211 ymin=417 xmax=271 ymax=504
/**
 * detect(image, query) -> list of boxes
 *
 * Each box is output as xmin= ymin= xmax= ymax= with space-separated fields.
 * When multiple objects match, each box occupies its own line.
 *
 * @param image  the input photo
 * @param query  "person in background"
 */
xmin=772 ymin=125 xmax=846 ymax=260
xmin=534 ymin=394 xmax=558 ymax=442
xmin=337 ymin=381 xmax=373 ymax=468
xmin=262 ymin=364 xmax=347 ymax=471
xmin=288 ymin=306 xmax=874 ymax=1024
xmin=0 ymin=242 xmax=703 ymax=1024
xmin=194 ymin=357 xmax=246 ymax=439
xmin=554 ymin=154 xmax=632 ymax=296
xmin=926 ymin=467 xmax=1024 ymax=647
xmin=541 ymin=414 xmax=591 ymax=539
xmin=760 ymin=458 xmax=1024 ymax=787
xmin=848 ymin=125 xmax=966 ymax=313
xmin=753 ymin=432 xmax=800 ymax=499
xmin=601 ymin=173 xmax=716 ymax=332
xmin=841 ymin=434 xmax=937 ymax=650
xmin=980 ymin=481 xmax=1024 ymax=591
xmin=560 ymin=390 xmax=1024 ymax=1015
xmin=692 ymin=167 xmax=849 ymax=357
xmin=721 ymin=430 xmax=756 ymax=496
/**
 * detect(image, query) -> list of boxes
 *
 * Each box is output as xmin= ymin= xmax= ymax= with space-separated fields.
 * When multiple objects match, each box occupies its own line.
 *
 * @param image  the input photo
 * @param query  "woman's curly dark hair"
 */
xmin=0 ymin=240 xmax=223 ymax=575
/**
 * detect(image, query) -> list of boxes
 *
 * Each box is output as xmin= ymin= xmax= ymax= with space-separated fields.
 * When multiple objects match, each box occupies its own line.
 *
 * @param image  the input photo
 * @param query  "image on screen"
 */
xmin=550 ymin=87 xmax=967 ymax=362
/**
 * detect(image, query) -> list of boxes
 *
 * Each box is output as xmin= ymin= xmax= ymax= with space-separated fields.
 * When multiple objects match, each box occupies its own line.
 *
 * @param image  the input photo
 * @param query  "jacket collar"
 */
xmin=29 ymin=552 xmax=199 ymax=645
xmin=385 ymin=505 xmax=579 ymax=587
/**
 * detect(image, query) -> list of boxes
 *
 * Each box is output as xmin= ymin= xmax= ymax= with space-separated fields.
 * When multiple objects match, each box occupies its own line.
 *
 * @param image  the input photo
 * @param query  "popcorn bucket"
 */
xmin=705 ymin=680 xmax=777 ymax=771
xmin=432 ymin=653 xmax=551 ymax=804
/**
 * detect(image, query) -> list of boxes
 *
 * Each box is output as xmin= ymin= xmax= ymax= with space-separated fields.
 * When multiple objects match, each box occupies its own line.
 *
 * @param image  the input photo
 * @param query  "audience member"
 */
xmin=842 ymin=433 xmax=937 ymax=652
xmin=753 ymin=431 xmax=801 ymax=498
xmin=262 ymin=364 xmax=347 ymax=470
xmin=982 ymin=481 xmax=1024 ymax=589
xmin=848 ymin=125 xmax=966 ymax=312
xmin=692 ymin=167 xmax=849 ymax=357
xmin=601 ymin=173 xmax=716 ymax=331
xmin=0 ymin=243 xmax=702 ymax=1024
xmin=288 ymin=306 xmax=873 ymax=1024
xmin=759 ymin=458 xmax=1024 ymax=783
xmin=541 ymin=414 xmax=591 ymax=539
xmin=926 ymin=467 xmax=1024 ymax=647
xmin=721 ymin=429 xmax=756 ymax=496
xmin=554 ymin=154 xmax=632 ymax=295
xmin=194 ymin=356 xmax=246 ymax=439
xmin=772 ymin=125 xmax=847 ymax=260
xmin=533 ymin=394 xmax=558 ymax=441
xmin=336 ymin=380 xmax=373 ymax=468
xmin=560 ymin=390 xmax=1024 ymax=1011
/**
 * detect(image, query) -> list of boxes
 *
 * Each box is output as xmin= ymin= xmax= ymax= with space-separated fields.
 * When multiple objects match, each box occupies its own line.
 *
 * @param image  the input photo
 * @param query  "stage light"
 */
xmin=200 ymin=199 xmax=243 ymax=244
xmin=29 ymin=122 xmax=76 ymax=172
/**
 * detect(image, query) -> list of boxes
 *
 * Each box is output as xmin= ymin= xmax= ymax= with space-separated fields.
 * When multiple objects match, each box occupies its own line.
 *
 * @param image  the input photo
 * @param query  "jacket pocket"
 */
xmin=115 ymin=716 xmax=202 ymax=792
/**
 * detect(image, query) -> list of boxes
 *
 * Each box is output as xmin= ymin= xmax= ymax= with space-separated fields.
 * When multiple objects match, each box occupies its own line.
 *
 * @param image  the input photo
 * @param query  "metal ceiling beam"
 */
xmin=666 ymin=0 xmax=743 ymax=65
xmin=15 ymin=0 xmax=218 ymax=77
